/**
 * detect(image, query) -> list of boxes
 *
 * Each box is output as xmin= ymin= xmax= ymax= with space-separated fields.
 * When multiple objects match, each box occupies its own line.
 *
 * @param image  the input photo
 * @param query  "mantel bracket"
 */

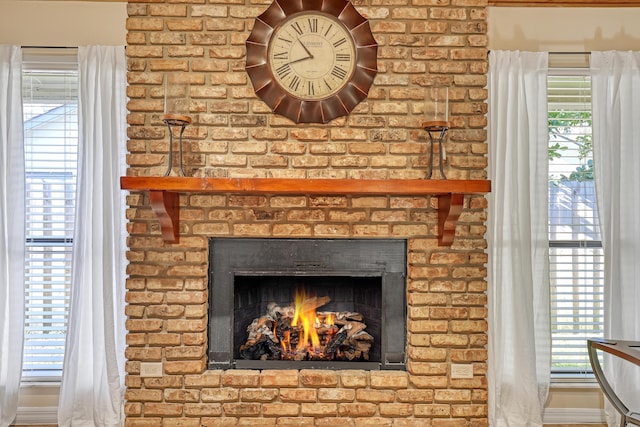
xmin=149 ymin=190 xmax=179 ymax=243
xmin=437 ymin=193 xmax=465 ymax=246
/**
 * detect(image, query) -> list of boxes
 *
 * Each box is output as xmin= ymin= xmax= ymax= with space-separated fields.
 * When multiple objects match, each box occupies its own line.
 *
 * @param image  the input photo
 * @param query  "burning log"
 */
xmin=346 ymin=330 xmax=374 ymax=360
xmin=324 ymin=328 xmax=348 ymax=356
xmin=239 ymin=334 xmax=282 ymax=360
xmin=239 ymin=291 xmax=373 ymax=362
xmin=297 ymin=296 xmax=331 ymax=313
xmin=324 ymin=321 xmax=370 ymax=358
xmin=324 ymin=311 xmax=364 ymax=324
xmin=316 ymin=324 xmax=339 ymax=335
xmin=239 ymin=316 xmax=283 ymax=360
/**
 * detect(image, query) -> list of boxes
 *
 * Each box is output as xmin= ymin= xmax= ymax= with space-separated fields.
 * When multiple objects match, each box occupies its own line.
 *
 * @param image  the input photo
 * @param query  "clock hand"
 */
xmin=287 ymin=55 xmax=313 ymax=65
xmin=297 ymin=40 xmax=314 ymax=60
xmin=285 ymin=40 xmax=315 ymax=65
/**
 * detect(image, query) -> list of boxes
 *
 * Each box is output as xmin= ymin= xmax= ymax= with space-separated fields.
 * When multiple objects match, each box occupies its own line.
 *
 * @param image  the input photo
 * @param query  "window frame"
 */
xmin=547 ymin=66 xmax=604 ymax=380
xmin=21 ymin=47 xmax=78 ymax=383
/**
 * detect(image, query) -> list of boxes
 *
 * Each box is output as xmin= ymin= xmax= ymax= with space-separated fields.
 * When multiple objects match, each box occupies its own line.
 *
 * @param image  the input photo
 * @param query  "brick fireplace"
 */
xmin=123 ymin=0 xmax=489 ymax=425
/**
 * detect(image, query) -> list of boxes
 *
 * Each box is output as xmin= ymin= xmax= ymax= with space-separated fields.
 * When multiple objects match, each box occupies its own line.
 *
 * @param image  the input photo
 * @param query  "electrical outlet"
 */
xmin=451 ymin=364 xmax=474 ymax=379
xmin=140 ymin=362 xmax=163 ymax=378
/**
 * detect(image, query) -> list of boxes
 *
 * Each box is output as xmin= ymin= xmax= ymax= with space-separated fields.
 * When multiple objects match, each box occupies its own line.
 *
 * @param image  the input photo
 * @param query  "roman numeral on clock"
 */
xmin=292 ymin=22 xmax=303 ymax=35
xmin=273 ymin=51 xmax=288 ymax=60
xmin=289 ymin=75 xmax=301 ymax=92
xmin=331 ymin=66 xmax=347 ymax=80
xmin=276 ymin=63 xmax=292 ymax=79
xmin=336 ymin=54 xmax=350 ymax=62
xmin=308 ymin=18 xmax=318 ymax=33
xmin=333 ymin=38 xmax=347 ymax=48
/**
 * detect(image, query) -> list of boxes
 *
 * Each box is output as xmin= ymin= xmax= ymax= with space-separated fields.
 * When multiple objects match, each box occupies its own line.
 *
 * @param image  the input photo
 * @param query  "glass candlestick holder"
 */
xmin=422 ymin=86 xmax=449 ymax=179
xmin=163 ymin=73 xmax=191 ymax=176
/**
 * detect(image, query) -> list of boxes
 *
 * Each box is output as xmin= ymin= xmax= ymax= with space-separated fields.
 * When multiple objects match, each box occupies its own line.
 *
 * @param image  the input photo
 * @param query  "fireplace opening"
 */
xmin=234 ymin=275 xmax=382 ymax=365
xmin=207 ymin=238 xmax=407 ymax=370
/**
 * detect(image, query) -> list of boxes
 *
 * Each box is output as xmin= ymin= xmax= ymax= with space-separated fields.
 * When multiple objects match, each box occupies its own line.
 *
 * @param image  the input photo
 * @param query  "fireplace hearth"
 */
xmin=207 ymin=238 xmax=407 ymax=370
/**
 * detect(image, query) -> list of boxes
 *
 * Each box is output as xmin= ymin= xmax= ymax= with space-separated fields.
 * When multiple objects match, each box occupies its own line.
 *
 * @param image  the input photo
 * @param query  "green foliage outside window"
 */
xmin=548 ymin=110 xmax=593 ymax=182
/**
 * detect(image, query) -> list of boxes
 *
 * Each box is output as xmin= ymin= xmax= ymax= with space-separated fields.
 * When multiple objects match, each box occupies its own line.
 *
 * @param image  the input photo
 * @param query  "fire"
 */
xmin=280 ymin=330 xmax=291 ymax=354
xmin=249 ymin=286 xmax=372 ymax=362
xmin=325 ymin=313 xmax=334 ymax=325
xmin=291 ymin=288 xmax=321 ymax=352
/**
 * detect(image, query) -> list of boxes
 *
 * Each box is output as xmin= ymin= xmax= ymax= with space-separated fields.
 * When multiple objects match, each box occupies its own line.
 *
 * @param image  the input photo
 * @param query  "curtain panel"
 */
xmin=0 ymin=45 xmax=25 ymax=427
xmin=58 ymin=45 xmax=127 ymax=427
xmin=591 ymin=50 xmax=640 ymax=427
xmin=487 ymin=50 xmax=551 ymax=427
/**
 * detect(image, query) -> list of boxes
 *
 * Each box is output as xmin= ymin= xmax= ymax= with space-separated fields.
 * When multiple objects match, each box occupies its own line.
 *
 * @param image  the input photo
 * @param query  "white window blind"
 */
xmin=22 ymin=49 xmax=78 ymax=379
xmin=548 ymin=72 xmax=604 ymax=377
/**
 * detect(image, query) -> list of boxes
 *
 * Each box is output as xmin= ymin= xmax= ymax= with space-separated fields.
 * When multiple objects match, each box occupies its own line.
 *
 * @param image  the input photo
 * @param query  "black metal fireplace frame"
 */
xmin=207 ymin=238 xmax=407 ymax=370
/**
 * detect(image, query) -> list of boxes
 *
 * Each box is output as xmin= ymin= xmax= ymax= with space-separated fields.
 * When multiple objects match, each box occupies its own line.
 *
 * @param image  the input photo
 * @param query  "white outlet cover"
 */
xmin=140 ymin=362 xmax=163 ymax=378
xmin=451 ymin=363 xmax=474 ymax=379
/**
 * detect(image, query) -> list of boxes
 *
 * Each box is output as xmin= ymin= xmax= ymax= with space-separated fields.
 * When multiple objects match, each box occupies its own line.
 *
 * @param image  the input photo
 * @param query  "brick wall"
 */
xmin=124 ymin=0 xmax=489 ymax=425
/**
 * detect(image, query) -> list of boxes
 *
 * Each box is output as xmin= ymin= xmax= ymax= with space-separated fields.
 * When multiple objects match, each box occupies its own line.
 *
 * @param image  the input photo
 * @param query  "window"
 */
xmin=21 ymin=50 xmax=78 ymax=380
xmin=548 ymin=72 xmax=604 ymax=377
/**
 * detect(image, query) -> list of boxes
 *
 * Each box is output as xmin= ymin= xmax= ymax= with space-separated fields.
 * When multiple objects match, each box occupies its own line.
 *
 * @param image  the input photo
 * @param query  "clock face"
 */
xmin=245 ymin=0 xmax=378 ymax=124
xmin=268 ymin=13 xmax=356 ymax=100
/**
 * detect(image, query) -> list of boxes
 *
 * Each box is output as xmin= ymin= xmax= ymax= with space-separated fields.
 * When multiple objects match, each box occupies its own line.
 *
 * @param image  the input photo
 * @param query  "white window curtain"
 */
xmin=0 ymin=45 xmax=25 ymax=427
xmin=487 ymin=50 xmax=551 ymax=427
xmin=58 ymin=46 xmax=127 ymax=427
xmin=590 ymin=50 xmax=640 ymax=427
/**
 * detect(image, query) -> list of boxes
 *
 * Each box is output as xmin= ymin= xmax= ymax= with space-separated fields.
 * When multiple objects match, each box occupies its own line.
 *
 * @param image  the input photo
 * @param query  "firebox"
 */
xmin=207 ymin=238 xmax=407 ymax=370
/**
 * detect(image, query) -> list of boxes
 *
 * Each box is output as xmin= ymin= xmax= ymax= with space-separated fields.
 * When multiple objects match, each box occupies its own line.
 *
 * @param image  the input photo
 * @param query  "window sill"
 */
xmin=551 ymin=379 xmax=599 ymax=388
xmin=20 ymin=380 xmax=60 ymax=387
xmin=551 ymin=374 xmax=598 ymax=388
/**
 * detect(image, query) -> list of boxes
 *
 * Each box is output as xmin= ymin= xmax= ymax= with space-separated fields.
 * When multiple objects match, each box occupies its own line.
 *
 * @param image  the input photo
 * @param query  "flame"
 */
xmin=280 ymin=330 xmax=290 ymax=354
xmin=325 ymin=313 xmax=334 ymax=325
xmin=291 ymin=288 xmax=321 ymax=352
xmin=248 ymin=287 xmax=373 ymax=362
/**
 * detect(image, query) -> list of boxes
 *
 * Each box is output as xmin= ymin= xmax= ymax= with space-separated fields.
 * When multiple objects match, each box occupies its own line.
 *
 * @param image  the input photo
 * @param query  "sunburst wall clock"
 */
xmin=245 ymin=0 xmax=378 ymax=124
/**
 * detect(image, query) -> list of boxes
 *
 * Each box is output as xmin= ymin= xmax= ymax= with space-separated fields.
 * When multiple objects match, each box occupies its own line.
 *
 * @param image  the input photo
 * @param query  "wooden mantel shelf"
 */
xmin=120 ymin=176 xmax=491 ymax=246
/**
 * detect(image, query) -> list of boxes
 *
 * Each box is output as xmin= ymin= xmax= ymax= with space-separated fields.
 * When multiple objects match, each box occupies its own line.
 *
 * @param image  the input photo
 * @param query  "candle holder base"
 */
xmin=422 ymin=121 xmax=449 ymax=180
xmin=162 ymin=114 xmax=191 ymax=177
